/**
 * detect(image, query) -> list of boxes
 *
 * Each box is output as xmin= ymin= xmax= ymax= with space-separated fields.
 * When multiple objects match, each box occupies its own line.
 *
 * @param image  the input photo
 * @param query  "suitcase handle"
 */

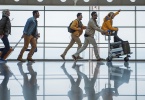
xmin=13 ymin=38 xmax=23 ymax=50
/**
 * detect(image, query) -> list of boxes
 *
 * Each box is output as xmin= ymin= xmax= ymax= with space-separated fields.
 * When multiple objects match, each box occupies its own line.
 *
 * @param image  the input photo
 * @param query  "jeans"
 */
xmin=1 ymin=35 xmax=10 ymax=59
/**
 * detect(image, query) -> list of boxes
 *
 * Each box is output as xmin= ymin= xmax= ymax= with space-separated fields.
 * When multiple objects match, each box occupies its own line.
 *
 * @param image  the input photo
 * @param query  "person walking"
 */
xmin=0 ymin=9 xmax=11 ymax=62
xmin=60 ymin=13 xmax=86 ymax=60
xmin=17 ymin=10 xmax=40 ymax=62
xmin=72 ymin=12 xmax=107 ymax=61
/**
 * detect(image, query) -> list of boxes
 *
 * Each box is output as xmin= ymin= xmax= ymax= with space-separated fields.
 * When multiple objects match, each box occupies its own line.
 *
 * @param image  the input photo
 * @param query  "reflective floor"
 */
xmin=0 ymin=61 xmax=145 ymax=100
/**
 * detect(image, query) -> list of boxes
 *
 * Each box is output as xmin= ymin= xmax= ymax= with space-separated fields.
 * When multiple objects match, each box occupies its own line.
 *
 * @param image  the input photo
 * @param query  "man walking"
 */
xmin=72 ymin=12 xmax=107 ymax=61
xmin=17 ymin=10 xmax=40 ymax=62
xmin=0 ymin=9 xmax=11 ymax=62
xmin=60 ymin=13 xmax=86 ymax=60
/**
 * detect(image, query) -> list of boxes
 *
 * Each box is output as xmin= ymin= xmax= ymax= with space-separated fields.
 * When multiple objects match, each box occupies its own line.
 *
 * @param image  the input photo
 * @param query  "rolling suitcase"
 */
xmin=0 ymin=38 xmax=22 ymax=59
xmin=122 ymin=41 xmax=130 ymax=54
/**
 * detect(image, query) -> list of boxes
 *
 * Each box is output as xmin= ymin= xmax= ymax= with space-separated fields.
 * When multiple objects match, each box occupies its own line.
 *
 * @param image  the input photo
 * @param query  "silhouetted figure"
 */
xmin=17 ymin=62 xmax=38 ymax=100
xmin=75 ymin=61 xmax=104 ymax=100
xmin=61 ymin=62 xmax=83 ymax=100
xmin=0 ymin=63 xmax=12 ymax=100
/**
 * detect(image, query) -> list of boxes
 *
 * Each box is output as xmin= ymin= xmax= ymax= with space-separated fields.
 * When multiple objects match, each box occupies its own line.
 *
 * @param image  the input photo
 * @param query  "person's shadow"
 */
xmin=61 ymin=61 xmax=84 ymax=100
xmin=17 ymin=62 xmax=38 ymax=100
xmin=0 ymin=63 xmax=12 ymax=100
xmin=75 ymin=61 xmax=104 ymax=100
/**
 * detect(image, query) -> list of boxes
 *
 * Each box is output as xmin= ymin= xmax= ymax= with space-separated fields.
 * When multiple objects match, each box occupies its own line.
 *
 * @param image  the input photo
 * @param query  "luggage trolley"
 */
xmin=105 ymin=32 xmax=132 ymax=62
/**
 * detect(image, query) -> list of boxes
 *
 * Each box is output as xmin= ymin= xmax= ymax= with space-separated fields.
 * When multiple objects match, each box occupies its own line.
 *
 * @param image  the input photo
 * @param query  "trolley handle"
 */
xmin=105 ymin=30 xmax=111 ymax=41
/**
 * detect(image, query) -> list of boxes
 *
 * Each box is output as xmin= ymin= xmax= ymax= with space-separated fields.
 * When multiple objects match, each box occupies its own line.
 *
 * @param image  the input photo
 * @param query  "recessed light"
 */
xmin=60 ymin=0 xmax=66 ymax=2
xmin=84 ymin=0 xmax=89 ymax=2
xmin=107 ymin=0 xmax=113 ymax=2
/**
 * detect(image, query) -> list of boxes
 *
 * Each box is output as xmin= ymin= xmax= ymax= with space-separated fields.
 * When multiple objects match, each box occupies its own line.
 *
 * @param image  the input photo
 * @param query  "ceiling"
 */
xmin=0 ymin=0 xmax=145 ymax=6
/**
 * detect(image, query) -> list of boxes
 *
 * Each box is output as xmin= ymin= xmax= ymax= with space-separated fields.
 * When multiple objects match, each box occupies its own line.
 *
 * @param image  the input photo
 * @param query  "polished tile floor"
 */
xmin=0 ymin=61 xmax=145 ymax=100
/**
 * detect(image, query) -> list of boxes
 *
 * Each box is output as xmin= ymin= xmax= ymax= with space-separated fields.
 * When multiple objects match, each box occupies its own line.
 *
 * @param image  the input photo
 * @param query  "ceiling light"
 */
xmin=107 ymin=0 xmax=113 ymax=2
xmin=60 ymin=0 xmax=66 ymax=2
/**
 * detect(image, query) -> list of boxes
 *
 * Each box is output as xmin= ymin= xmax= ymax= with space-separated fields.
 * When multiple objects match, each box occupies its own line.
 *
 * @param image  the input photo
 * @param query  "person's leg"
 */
xmin=1 ymin=35 xmax=10 ymax=60
xmin=17 ymin=35 xmax=31 ymax=61
xmin=72 ymin=37 xmax=89 ymax=60
xmin=71 ymin=34 xmax=83 ymax=59
xmin=61 ymin=35 xmax=75 ymax=60
xmin=87 ymin=37 xmax=102 ymax=60
xmin=27 ymin=36 xmax=37 ymax=61
xmin=112 ymin=31 xmax=123 ymax=42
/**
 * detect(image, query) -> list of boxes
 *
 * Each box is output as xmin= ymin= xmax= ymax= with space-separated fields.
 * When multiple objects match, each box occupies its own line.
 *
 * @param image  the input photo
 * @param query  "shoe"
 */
xmin=77 ymin=56 xmax=83 ymax=59
xmin=27 ymin=58 xmax=35 ymax=62
xmin=72 ymin=55 xmax=78 ymax=61
xmin=0 ymin=58 xmax=7 ymax=63
xmin=96 ymin=58 xmax=105 ymax=61
xmin=60 ymin=54 xmax=65 ymax=60
xmin=17 ymin=56 xmax=26 ymax=62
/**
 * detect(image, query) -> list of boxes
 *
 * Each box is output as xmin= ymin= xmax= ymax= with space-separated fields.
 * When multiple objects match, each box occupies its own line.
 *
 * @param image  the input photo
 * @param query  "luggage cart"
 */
xmin=105 ymin=32 xmax=132 ymax=62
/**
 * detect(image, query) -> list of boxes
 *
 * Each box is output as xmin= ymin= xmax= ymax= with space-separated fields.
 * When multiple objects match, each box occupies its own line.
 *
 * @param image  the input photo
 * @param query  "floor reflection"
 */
xmin=61 ymin=61 xmax=83 ymax=100
xmin=0 ymin=63 xmax=12 ymax=100
xmin=17 ymin=62 xmax=38 ymax=100
xmin=0 ymin=61 xmax=144 ymax=100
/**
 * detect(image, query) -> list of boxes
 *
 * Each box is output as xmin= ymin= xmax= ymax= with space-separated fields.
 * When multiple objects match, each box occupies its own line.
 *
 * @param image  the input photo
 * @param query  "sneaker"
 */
xmin=60 ymin=54 xmax=65 ymax=60
xmin=96 ymin=58 xmax=105 ymax=61
xmin=17 ymin=57 xmax=26 ymax=62
xmin=72 ymin=55 xmax=78 ymax=61
xmin=77 ymin=56 xmax=83 ymax=59
xmin=27 ymin=58 xmax=35 ymax=62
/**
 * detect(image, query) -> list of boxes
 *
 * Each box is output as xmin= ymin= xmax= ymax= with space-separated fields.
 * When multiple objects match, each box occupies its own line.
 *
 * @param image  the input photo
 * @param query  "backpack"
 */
xmin=67 ymin=21 xmax=76 ymax=33
xmin=68 ymin=20 xmax=81 ymax=33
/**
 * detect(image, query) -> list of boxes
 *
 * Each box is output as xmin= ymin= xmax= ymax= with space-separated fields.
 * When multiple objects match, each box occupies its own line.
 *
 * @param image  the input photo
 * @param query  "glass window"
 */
xmin=99 ymin=11 xmax=135 ymax=26
xmin=45 ymin=11 xmax=89 ymax=26
xmin=136 ymin=11 xmax=145 ymax=26
xmin=136 ymin=28 xmax=145 ymax=43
